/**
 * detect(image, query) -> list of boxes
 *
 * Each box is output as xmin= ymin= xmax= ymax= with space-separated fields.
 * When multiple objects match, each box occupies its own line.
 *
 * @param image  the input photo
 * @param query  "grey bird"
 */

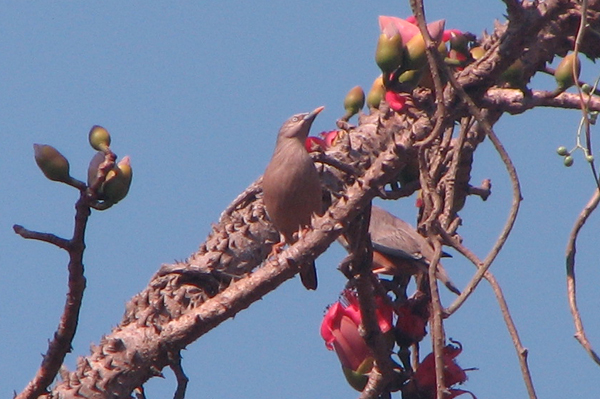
xmin=262 ymin=106 xmax=325 ymax=290
xmin=368 ymin=205 xmax=460 ymax=295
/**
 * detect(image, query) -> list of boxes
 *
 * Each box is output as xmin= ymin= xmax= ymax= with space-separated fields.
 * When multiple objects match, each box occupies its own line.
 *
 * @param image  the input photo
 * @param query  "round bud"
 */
xmin=556 ymin=146 xmax=569 ymax=156
xmin=102 ymin=156 xmax=133 ymax=204
xmin=33 ymin=144 xmax=71 ymax=183
xmin=89 ymin=125 xmax=111 ymax=151
xmin=586 ymin=154 xmax=594 ymax=163
xmin=563 ymin=155 xmax=574 ymax=167
xmin=343 ymin=86 xmax=365 ymax=118
xmin=375 ymin=31 xmax=404 ymax=74
xmin=555 ymin=53 xmax=581 ymax=91
xmin=582 ymin=84 xmax=592 ymax=95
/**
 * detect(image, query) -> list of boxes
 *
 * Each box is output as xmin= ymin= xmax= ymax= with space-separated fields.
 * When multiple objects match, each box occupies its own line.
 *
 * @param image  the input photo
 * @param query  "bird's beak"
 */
xmin=304 ymin=106 xmax=325 ymax=122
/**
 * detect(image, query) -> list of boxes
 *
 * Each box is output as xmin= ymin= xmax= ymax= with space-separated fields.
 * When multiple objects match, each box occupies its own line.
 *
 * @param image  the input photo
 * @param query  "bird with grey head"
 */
xmin=262 ymin=106 xmax=325 ymax=290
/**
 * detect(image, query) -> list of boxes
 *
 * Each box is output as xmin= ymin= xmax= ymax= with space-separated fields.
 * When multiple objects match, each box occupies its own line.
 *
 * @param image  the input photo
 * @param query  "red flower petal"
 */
xmin=385 ymin=90 xmax=407 ymax=112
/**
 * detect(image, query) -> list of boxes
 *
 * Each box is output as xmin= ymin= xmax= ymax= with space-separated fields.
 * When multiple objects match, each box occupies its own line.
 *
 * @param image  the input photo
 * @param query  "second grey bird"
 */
xmin=262 ymin=106 xmax=325 ymax=290
xmin=368 ymin=206 xmax=460 ymax=295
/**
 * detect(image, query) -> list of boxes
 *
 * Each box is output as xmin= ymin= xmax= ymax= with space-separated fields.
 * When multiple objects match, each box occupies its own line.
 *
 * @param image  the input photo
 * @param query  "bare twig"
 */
xmin=170 ymin=352 xmax=189 ymax=399
xmin=566 ymin=188 xmax=600 ymax=365
xmin=439 ymin=229 xmax=538 ymax=399
xmin=15 ymin=193 xmax=90 ymax=399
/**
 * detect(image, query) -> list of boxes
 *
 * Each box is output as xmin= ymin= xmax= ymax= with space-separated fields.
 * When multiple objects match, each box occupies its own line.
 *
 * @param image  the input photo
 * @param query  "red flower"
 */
xmin=319 ymin=130 xmax=342 ymax=148
xmin=385 ymin=90 xmax=407 ymax=112
xmin=403 ymin=341 xmax=476 ymax=399
xmin=395 ymin=295 xmax=429 ymax=346
xmin=321 ymin=290 xmax=394 ymax=390
xmin=305 ymin=136 xmax=326 ymax=153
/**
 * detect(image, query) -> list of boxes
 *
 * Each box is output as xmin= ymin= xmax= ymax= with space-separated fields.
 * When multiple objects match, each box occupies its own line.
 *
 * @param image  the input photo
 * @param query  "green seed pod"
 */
xmin=564 ymin=155 xmax=574 ymax=167
xmin=88 ymin=125 xmax=111 ymax=151
xmin=343 ymin=86 xmax=365 ymax=118
xmin=555 ymin=53 xmax=581 ymax=91
xmin=375 ymin=26 xmax=404 ymax=74
xmin=556 ymin=146 xmax=569 ymax=156
xmin=586 ymin=154 xmax=594 ymax=163
xmin=366 ymin=76 xmax=385 ymax=109
xmin=102 ymin=156 xmax=133 ymax=204
xmin=33 ymin=144 xmax=71 ymax=183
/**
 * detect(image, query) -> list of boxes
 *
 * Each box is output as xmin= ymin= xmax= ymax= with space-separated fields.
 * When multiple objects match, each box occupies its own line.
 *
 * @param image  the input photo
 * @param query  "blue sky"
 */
xmin=2 ymin=2 xmax=600 ymax=398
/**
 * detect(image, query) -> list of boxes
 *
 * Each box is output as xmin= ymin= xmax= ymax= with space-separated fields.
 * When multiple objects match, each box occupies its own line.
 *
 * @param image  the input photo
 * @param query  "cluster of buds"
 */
xmin=321 ymin=290 xmax=473 ymax=396
xmin=370 ymin=15 xmax=467 ymax=112
xmin=33 ymin=125 xmax=133 ymax=209
xmin=86 ymin=126 xmax=133 ymax=206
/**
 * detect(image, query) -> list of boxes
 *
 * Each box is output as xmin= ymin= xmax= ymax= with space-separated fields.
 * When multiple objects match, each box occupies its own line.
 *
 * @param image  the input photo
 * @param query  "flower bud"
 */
xmin=500 ymin=59 xmax=524 ymax=87
xmin=555 ymin=53 xmax=581 ymax=91
xmin=563 ymin=155 xmax=574 ymax=167
xmin=556 ymin=146 xmax=569 ymax=156
xmin=87 ymin=151 xmax=105 ymax=187
xmin=33 ymin=144 xmax=71 ymax=183
xmin=102 ymin=156 xmax=133 ymax=204
xmin=343 ymin=86 xmax=365 ymax=119
xmin=403 ymin=19 xmax=445 ymax=70
xmin=397 ymin=69 xmax=424 ymax=90
xmin=366 ymin=76 xmax=386 ymax=109
xmin=375 ymin=25 xmax=404 ymax=74
xmin=88 ymin=125 xmax=111 ymax=151
xmin=470 ymin=46 xmax=486 ymax=60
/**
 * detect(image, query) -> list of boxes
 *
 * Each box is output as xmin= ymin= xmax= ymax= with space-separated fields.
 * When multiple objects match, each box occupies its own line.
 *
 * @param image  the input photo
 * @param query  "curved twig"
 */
xmin=566 ymin=188 xmax=600 ymax=365
xmin=438 ymin=229 xmax=538 ymax=399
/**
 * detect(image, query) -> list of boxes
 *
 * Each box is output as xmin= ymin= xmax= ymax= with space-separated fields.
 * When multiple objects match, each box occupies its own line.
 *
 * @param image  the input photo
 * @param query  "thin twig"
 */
xmin=439 ymin=229 xmax=538 ymax=399
xmin=566 ymin=188 xmax=600 ymax=365
xmin=170 ymin=352 xmax=189 ymax=399
xmin=15 ymin=193 xmax=90 ymax=399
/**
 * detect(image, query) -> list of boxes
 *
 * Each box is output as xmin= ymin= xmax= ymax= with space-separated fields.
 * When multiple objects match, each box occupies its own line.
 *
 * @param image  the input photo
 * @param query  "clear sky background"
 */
xmin=1 ymin=2 xmax=599 ymax=398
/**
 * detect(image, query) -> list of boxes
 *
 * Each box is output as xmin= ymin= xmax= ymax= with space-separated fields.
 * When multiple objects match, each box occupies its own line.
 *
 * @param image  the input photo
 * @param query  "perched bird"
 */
xmin=262 ymin=106 xmax=325 ymax=290
xmin=368 ymin=205 xmax=460 ymax=294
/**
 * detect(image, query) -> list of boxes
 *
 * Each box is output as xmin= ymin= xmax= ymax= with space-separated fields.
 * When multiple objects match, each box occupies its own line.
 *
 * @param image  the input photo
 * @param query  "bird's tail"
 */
xmin=436 ymin=264 xmax=461 ymax=295
xmin=300 ymin=261 xmax=318 ymax=290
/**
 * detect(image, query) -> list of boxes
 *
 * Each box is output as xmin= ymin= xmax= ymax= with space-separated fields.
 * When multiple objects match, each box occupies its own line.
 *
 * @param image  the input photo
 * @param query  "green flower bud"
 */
xmin=586 ymin=154 xmax=594 ymax=163
xmin=555 ymin=53 xmax=581 ymax=91
xmin=102 ymin=156 xmax=133 ymax=204
xmin=87 ymin=151 xmax=105 ymax=187
xmin=500 ymin=59 xmax=524 ymax=87
xmin=403 ymin=20 xmax=445 ymax=71
xmin=556 ymin=146 xmax=569 ymax=156
xmin=343 ymin=86 xmax=365 ymax=118
xmin=33 ymin=144 xmax=71 ymax=183
xmin=404 ymin=33 xmax=427 ymax=71
xmin=88 ymin=125 xmax=111 ymax=151
xmin=564 ymin=155 xmax=574 ymax=167
xmin=375 ymin=27 xmax=404 ymax=74
xmin=366 ymin=76 xmax=385 ymax=109
xmin=397 ymin=69 xmax=424 ymax=90
xmin=581 ymin=83 xmax=592 ymax=94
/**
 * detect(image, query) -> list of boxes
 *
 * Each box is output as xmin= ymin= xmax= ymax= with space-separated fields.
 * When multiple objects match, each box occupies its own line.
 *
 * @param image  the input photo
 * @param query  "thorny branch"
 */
xmin=14 ymin=0 xmax=600 ymax=398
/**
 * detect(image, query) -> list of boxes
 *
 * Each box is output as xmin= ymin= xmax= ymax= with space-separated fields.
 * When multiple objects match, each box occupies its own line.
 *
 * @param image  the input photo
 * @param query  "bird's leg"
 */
xmin=267 ymin=233 xmax=287 ymax=258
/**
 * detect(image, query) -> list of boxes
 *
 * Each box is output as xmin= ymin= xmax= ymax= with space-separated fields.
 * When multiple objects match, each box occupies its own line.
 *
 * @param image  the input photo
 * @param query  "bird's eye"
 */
xmin=292 ymin=116 xmax=299 ymax=122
